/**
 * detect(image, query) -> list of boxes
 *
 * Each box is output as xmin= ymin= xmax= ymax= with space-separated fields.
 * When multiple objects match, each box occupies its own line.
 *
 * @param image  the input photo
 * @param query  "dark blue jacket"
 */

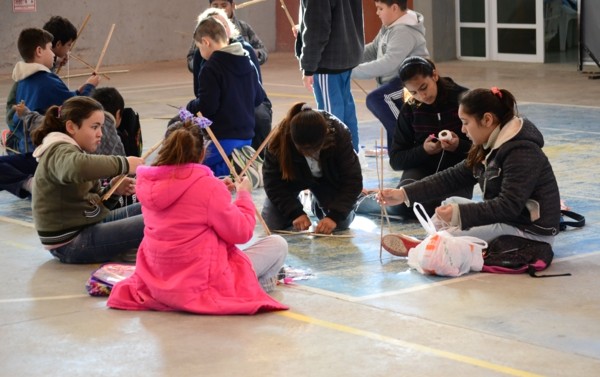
xmin=186 ymin=43 xmax=265 ymax=140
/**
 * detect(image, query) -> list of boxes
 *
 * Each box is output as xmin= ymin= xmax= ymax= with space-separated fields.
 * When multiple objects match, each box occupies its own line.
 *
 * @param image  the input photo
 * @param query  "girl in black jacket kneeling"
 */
xmin=261 ymin=102 xmax=363 ymax=234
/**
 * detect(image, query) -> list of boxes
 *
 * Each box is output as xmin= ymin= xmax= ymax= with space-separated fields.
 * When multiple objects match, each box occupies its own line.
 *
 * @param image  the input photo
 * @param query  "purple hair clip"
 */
xmin=179 ymin=108 xmax=212 ymax=129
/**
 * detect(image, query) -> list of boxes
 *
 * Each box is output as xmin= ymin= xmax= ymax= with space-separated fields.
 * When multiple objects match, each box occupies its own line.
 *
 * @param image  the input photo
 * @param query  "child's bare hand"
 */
xmin=435 ymin=204 xmax=453 ymax=223
xmin=440 ymin=131 xmax=459 ymax=152
xmin=302 ymin=75 xmax=314 ymax=91
xmin=377 ymin=188 xmax=405 ymax=206
xmin=423 ymin=135 xmax=442 ymax=155
xmin=315 ymin=217 xmax=336 ymax=234
xmin=221 ymin=177 xmax=235 ymax=192
xmin=126 ymin=156 xmax=145 ymax=174
xmin=111 ymin=176 xmax=136 ymax=196
xmin=235 ymin=176 xmax=252 ymax=192
xmin=13 ymin=101 xmax=28 ymax=118
xmin=292 ymin=214 xmax=311 ymax=231
xmin=85 ymin=73 xmax=100 ymax=87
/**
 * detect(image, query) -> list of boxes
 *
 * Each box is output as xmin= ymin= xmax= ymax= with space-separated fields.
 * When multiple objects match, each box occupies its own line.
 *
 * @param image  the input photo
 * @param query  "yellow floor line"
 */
xmin=278 ymin=310 xmax=546 ymax=377
xmin=0 ymin=294 xmax=89 ymax=304
xmin=0 ymin=215 xmax=34 ymax=228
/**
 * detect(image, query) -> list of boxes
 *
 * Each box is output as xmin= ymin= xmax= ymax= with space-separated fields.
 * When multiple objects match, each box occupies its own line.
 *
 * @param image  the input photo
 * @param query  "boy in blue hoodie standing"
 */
xmin=186 ymin=17 xmax=265 ymax=177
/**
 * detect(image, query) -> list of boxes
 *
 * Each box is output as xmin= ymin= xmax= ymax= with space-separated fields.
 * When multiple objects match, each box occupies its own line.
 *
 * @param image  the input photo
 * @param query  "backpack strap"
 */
xmin=527 ymin=265 xmax=572 ymax=278
xmin=560 ymin=210 xmax=585 ymax=231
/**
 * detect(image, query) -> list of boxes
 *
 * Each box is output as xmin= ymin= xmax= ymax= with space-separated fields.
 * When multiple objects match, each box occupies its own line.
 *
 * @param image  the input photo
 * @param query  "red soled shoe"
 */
xmin=381 ymin=234 xmax=421 ymax=257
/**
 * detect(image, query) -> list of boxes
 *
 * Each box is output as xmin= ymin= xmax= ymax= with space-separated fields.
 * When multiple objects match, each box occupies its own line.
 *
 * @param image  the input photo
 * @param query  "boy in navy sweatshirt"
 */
xmin=186 ymin=17 xmax=265 ymax=177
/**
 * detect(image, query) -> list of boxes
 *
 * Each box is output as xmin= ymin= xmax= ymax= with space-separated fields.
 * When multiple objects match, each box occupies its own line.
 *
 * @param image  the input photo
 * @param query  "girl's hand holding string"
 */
xmin=439 ymin=131 xmax=459 ymax=152
xmin=377 ymin=188 xmax=406 ymax=206
xmin=424 ymin=134 xmax=442 ymax=155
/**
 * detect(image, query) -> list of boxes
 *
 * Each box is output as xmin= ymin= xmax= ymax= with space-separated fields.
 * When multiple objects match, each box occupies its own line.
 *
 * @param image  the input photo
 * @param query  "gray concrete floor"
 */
xmin=1 ymin=53 xmax=600 ymax=376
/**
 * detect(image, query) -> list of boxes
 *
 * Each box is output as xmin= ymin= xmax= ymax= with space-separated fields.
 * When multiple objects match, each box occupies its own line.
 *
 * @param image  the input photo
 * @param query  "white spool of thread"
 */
xmin=438 ymin=130 xmax=452 ymax=142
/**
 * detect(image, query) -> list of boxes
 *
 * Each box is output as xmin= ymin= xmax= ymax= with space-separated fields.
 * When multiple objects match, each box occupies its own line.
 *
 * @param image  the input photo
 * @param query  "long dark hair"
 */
xmin=31 ymin=96 xmax=104 ymax=146
xmin=461 ymin=88 xmax=518 ymax=168
xmin=399 ymin=56 xmax=455 ymax=106
xmin=154 ymin=120 xmax=205 ymax=166
xmin=267 ymin=102 xmax=330 ymax=181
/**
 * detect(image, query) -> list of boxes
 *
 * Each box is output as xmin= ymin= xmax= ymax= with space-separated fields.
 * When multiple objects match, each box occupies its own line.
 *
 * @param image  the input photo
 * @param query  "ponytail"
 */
xmin=268 ymin=102 xmax=306 ymax=181
xmin=31 ymin=96 xmax=103 ymax=146
xmin=461 ymin=88 xmax=518 ymax=168
xmin=154 ymin=120 xmax=205 ymax=166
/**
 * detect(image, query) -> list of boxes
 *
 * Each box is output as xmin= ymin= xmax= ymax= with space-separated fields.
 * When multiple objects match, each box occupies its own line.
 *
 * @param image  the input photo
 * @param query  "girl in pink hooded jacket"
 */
xmin=108 ymin=120 xmax=288 ymax=314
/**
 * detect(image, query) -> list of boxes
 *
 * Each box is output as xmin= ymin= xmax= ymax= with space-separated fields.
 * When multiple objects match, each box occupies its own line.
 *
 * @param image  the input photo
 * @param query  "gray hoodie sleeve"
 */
xmin=351 ymin=25 xmax=424 ymax=82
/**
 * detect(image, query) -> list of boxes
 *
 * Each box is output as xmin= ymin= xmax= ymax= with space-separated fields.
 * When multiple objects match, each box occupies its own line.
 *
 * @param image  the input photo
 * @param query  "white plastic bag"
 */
xmin=407 ymin=203 xmax=486 ymax=277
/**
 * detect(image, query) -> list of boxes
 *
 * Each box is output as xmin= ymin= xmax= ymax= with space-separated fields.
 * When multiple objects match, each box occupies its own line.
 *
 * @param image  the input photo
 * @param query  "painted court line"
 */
xmin=0 ymin=215 xmax=34 ymax=228
xmin=0 ymin=294 xmax=89 ymax=304
xmin=289 ymin=250 xmax=600 ymax=303
xmin=277 ymin=310 xmax=546 ymax=377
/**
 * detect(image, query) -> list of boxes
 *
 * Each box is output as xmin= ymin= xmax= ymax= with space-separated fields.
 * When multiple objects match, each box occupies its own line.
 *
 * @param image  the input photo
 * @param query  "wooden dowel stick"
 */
xmin=279 ymin=0 xmax=296 ymax=28
xmin=274 ymin=230 xmax=354 ymax=238
xmin=236 ymin=0 xmax=268 ymax=10
xmin=94 ymin=24 xmax=116 ymax=74
xmin=141 ymin=139 xmax=163 ymax=160
xmin=204 ymin=126 xmax=272 ymax=236
xmin=69 ymin=54 xmax=111 ymax=79
xmin=352 ymin=79 xmax=370 ymax=96
xmin=238 ymin=127 xmax=276 ymax=178
xmin=102 ymin=174 xmax=128 ymax=201
xmin=60 ymin=70 xmax=128 ymax=79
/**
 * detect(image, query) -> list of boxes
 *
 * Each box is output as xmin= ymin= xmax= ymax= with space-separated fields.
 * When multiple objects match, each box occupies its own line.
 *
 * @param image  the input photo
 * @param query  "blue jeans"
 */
xmin=204 ymin=138 xmax=252 ymax=177
xmin=313 ymin=71 xmax=359 ymax=151
xmin=0 ymin=153 xmax=37 ymax=199
xmin=49 ymin=203 xmax=144 ymax=264
xmin=365 ymin=77 xmax=404 ymax=149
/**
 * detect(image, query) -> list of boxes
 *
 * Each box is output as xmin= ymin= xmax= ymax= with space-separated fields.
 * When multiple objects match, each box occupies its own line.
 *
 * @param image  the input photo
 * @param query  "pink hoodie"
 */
xmin=107 ymin=163 xmax=287 ymax=314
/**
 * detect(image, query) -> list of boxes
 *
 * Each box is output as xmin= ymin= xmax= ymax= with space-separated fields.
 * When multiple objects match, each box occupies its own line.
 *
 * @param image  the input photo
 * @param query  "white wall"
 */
xmin=0 ymin=0 xmax=275 ymax=74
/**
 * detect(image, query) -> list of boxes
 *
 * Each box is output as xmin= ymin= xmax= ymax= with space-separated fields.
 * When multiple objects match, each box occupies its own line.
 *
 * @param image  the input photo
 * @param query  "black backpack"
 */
xmin=118 ymin=108 xmax=143 ymax=157
xmin=482 ymin=235 xmax=570 ymax=278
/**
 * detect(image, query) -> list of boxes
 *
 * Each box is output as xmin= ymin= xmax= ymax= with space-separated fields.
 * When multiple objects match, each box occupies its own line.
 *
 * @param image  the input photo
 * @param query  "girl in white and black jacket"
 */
xmin=379 ymin=88 xmax=560 ymax=255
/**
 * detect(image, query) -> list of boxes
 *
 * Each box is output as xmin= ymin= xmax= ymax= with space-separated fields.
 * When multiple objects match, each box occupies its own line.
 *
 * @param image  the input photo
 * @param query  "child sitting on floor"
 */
xmin=107 ymin=119 xmax=288 ymax=315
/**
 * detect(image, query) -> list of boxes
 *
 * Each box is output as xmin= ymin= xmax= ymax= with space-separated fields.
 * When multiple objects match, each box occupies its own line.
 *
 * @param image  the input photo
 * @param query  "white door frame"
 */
xmin=456 ymin=0 xmax=544 ymax=62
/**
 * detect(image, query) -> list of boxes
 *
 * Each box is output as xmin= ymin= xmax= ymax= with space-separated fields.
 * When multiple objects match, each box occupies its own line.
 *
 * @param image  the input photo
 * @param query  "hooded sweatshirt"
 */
xmin=352 ymin=10 xmax=429 ymax=85
xmin=31 ymin=133 xmax=129 ymax=246
xmin=11 ymin=61 xmax=95 ymax=153
xmin=186 ymin=42 xmax=265 ymax=141
xmin=107 ymin=163 xmax=288 ymax=315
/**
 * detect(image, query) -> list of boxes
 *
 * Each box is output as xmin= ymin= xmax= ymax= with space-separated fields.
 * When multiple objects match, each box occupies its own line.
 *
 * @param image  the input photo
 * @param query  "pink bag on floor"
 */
xmin=85 ymin=263 xmax=136 ymax=297
xmin=407 ymin=203 xmax=486 ymax=277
